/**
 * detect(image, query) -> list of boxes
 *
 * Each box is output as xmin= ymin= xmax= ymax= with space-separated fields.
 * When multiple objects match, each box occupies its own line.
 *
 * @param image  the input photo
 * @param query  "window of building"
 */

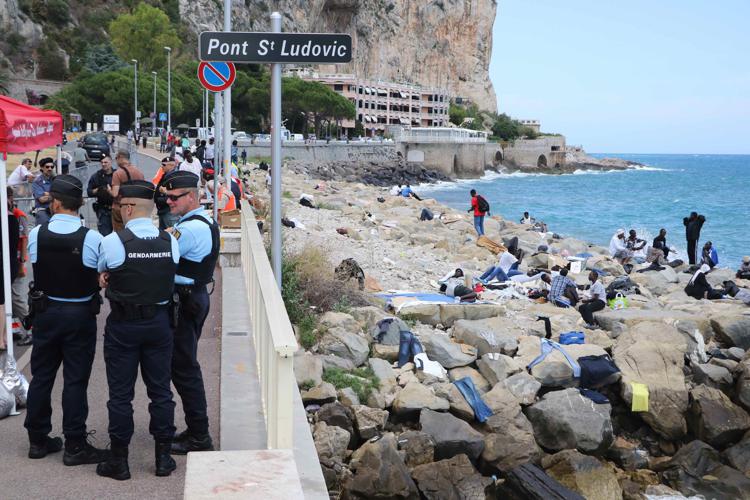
xmin=334 ymin=84 xmax=343 ymax=91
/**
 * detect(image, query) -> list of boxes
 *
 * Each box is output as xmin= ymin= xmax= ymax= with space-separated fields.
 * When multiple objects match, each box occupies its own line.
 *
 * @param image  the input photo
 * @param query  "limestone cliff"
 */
xmin=180 ymin=0 xmax=498 ymax=112
xmin=1 ymin=0 xmax=498 ymax=112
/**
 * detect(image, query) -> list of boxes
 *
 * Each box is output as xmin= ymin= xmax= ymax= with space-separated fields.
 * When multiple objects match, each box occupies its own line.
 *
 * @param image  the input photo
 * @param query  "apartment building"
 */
xmin=286 ymin=69 xmax=450 ymax=136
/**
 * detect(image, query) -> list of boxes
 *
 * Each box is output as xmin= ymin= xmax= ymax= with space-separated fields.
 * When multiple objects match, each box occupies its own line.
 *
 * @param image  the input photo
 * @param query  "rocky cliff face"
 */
xmin=180 ymin=0 xmax=498 ymax=111
xmin=1 ymin=0 xmax=497 ymax=112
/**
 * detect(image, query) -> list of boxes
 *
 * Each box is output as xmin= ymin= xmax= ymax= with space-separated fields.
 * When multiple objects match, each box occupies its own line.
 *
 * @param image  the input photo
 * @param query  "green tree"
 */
xmin=109 ymin=3 xmax=181 ymax=72
xmin=491 ymin=113 xmax=522 ymax=141
xmin=449 ymin=103 xmax=467 ymax=126
xmin=83 ymin=44 xmax=126 ymax=74
xmin=36 ymin=39 xmax=68 ymax=80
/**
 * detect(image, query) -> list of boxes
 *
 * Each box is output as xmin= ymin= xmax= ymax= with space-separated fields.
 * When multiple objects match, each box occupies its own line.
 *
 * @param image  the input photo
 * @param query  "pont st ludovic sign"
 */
xmin=199 ymin=32 xmax=352 ymax=64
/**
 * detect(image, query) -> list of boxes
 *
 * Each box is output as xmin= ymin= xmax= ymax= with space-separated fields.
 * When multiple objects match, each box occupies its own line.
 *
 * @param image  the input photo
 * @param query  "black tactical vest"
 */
xmin=176 ymin=214 xmax=219 ymax=286
xmin=106 ymin=229 xmax=176 ymax=304
xmin=33 ymin=225 xmax=98 ymax=298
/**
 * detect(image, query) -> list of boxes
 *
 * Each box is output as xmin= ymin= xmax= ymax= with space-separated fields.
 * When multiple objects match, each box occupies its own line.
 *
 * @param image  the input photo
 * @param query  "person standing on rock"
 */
xmin=683 ymin=211 xmax=706 ymax=265
xmin=468 ymin=189 xmax=489 ymax=236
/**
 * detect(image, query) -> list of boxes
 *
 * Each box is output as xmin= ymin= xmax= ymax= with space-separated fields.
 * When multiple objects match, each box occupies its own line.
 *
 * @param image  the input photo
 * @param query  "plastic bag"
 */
xmin=15 ymin=373 xmax=29 ymax=408
xmin=608 ymin=292 xmax=629 ymax=310
xmin=0 ymin=383 xmax=13 ymax=418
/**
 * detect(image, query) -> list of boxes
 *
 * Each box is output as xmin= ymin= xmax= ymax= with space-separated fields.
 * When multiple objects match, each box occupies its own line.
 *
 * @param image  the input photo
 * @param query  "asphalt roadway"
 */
xmin=0 ymin=146 xmax=220 ymax=499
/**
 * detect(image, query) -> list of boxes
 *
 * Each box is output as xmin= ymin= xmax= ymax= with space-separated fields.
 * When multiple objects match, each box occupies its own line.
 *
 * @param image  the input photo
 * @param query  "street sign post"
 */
xmin=199 ymin=20 xmax=353 ymax=287
xmin=197 ymin=61 xmax=237 ymax=92
xmin=103 ymin=114 xmax=119 ymax=132
xmin=199 ymin=32 xmax=352 ymax=64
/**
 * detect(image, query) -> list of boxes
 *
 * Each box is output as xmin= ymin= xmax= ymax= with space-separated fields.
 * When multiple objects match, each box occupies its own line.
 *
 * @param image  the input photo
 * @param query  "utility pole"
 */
xmin=152 ymin=71 xmax=157 ymax=137
xmin=223 ymin=0 xmax=232 ymax=188
xmin=270 ymin=11 xmax=282 ymax=286
xmin=132 ymin=59 xmax=138 ymax=136
xmin=164 ymin=46 xmax=172 ymax=132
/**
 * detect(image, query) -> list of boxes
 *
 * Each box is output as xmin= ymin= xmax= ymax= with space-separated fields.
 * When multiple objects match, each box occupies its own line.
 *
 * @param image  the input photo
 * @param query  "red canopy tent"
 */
xmin=0 ymin=95 xmax=63 ymax=395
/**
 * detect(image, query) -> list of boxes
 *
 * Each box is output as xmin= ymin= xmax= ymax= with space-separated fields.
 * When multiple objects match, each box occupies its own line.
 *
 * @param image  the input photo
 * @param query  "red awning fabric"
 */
xmin=0 ymin=95 xmax=63 ymax=155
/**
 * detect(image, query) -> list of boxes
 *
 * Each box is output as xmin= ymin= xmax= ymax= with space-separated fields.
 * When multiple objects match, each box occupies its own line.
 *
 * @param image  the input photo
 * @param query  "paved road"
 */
xmin=0 ymin=269 xmax=222 ymax=500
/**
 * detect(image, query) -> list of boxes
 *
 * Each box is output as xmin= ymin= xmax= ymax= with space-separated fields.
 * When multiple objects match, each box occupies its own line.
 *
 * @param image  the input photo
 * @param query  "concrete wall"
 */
xmin=241 ymin=141 xmax=503 ymax=179
xmin=241 ymin=142 xmax=398 ymax=163
xmin=502 ymin=136 xmax=567 ymax=170
xmin=396 ymin=142 xmax=503 ymax=178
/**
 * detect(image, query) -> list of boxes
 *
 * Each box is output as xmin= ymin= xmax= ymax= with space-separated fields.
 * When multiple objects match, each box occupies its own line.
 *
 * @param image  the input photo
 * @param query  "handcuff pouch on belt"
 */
xmin=110 ymin=301 xmax=164 ymax=322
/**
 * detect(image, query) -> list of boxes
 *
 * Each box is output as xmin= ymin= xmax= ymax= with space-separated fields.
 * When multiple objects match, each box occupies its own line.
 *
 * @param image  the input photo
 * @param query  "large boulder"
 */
xmin=482 ymin=383 xmax=523 ymax=415
xmin=342 ymin=433 xmax=419 ymax=500
xmin=320 ymin=311 xmax=361 ymax=333
xmin=420 ymin=409 xmax=485 ymax=461
xmin=392 ymin=381 xmax=449 ymax=415
xmin=692 ymin=363 xmax=733 ymax=393
xmin=302 ymin=381 xmax=337 ymax=405
xmin=476 ymin=353 xmax=523 ymax=385
xmin=313 ymin=421 xmax=350 ymax=463
xmin=481 ymin=411 xmax=541 ymax=473
xmin=629 ymin=266 xmax=680 ymax=296
xmin=737 ymin=357 xmax=750 ymax=411
xmin=447 ymin=367 xmax=490 ymax=393
xmin=515 ymin=336 xmax=609 ymax=387
xmin=526 ymin=388 xmax=613 ymax=454
xmin=351 ymin=404 xmax=388 ymax=440
xmin=687 ymin=384 xmax=750 ymax=449
xmin=398 ymin=302 xmax=505 ymax=327
xmin=317 ymin=328 xmax=370 ymax=367
xmin=419 ymin=331 xmax=477 ymax=369
xmin=712 ymin=316 xmax=750 ymax=350
xmin=724 ymin=431 xmax=750 ymax=475
xmin=411 ymin=454 xmax=493 ymax=500
xmin=432 ymin=383 xmax=474 ymax=421
xmin=655 ymin=440 xmax=750 ymax=500
xmin=397 ymin=430 xmax=435 ymax=468
xmin=542 ymin=450 xmax=623 ymax=500
xmin=368 ymin=358 xmax=397 ymax=388
xmin=503 ymin=371 xmax=541 ymax=405
xmin=613 ymin=322 xmax=689 ymax=440
xmin=316 ymin=402 xmax=355 ymax=441
xmin=594 ymin=308 xmax=711 ymax=339
xmin=452 ymin=318 xmax=520 ymax=356
xmin=294 ymin=352 xmax=323 ymax=386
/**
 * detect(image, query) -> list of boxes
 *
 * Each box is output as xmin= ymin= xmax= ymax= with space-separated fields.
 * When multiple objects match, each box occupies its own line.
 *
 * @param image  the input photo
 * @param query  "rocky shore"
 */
xmin=245 ymin=164 xmax=750 ymax=500
xmin=564 ymin=149 xmax=644 ymax=172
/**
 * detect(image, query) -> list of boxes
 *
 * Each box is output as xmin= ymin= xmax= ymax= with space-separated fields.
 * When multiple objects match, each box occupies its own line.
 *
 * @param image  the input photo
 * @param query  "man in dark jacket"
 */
xmin=683 ymin=211 xmax=705 ymax=265
xmin=87 ymin=155 xmax=114 ymax=236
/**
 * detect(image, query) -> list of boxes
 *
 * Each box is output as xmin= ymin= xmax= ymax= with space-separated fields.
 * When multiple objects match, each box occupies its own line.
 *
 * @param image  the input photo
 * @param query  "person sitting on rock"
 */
xmin=609 ymin=229 xmax=633 ymax=265
xmin=684 ymin=264 xmax=724 ymax=300
xmin=400 ymin=184 xmax=422 ymax=201
xmin=737 ymin=256 xmax=750 ymax=280
xmin=520 ymin=211 xmax=535 ymax=224
xmin=479 ymin=250 xmax=523 ymax=284
xmin=578 ymin=271 xmax=607 ymax=329
xmin=390 ymin=184 xmax=402 ymax=196
xmin=722 ymin=280 xmax=750 ymax=305
xmin=625 ymin=229 xmax=647 ymax=256
xmin=549 ymin=268 xmax=579 ymax=307
xmin=652 ymin=228 xmax=672 ymax=260
xmin=700 ymin=241 xmax=719 ymax=269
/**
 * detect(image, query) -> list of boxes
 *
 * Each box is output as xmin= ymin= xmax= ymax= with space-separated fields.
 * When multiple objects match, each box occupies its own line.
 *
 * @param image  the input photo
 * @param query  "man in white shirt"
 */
xmin=8 ymin=158 xmax=35 ymax=193
xmin=204 ymin=138 xmax=215 ymax=167
xmin=479 ymin=250 xmax=522 ymax=283
xmin=578 ymin=270 xmax=607 ymax=329
xmin=178 ymin=150 xmax=203 ymax=180
xmin=609 ymin=228 xmax=632 ymax=264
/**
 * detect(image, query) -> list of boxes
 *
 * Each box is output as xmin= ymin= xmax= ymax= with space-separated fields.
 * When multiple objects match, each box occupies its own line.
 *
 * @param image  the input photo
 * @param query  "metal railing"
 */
xmin=239 ymin=199 xmax=298 ymax=449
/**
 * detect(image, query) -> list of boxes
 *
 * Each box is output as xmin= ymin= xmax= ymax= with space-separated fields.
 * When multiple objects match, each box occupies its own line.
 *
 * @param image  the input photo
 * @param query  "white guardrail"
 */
xmin=239 ymin=199 xmax=298 ymax=449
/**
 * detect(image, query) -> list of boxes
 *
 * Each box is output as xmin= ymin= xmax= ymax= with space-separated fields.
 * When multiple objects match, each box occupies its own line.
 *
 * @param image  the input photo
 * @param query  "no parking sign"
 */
xmin=197 ymin=61 xmax=236 ymax=92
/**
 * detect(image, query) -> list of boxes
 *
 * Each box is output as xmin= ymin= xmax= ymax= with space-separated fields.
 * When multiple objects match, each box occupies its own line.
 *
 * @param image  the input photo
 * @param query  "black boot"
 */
xmin=28 ymin=436 xmax=63 ymax=459
xmin=155 ymin=441 xmax=177 ymax=477
xmin=64 ymin=432 xmax=109 ymax=466
xmin=96 ymin=446 xmax=131 ymax=481
xmin=173 ymin=429 xmax=191 ymax=443
xmin=170 ymin=434 xmax=214 ymax=455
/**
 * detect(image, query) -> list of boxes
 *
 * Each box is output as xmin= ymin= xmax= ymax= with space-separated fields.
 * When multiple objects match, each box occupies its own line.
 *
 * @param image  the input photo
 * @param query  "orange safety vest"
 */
xmin=218 ymin=186 xmax=236 ymax=212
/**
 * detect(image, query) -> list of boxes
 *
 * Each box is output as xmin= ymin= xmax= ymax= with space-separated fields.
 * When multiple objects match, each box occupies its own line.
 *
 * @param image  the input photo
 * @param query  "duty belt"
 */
xmin=109 ymin=301 xmax=168 ymax=321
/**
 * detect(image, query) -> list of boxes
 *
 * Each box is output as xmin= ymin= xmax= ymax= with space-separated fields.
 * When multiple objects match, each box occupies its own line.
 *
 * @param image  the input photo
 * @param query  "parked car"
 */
xmin=79 ymin=133 xmax=110 ymax=160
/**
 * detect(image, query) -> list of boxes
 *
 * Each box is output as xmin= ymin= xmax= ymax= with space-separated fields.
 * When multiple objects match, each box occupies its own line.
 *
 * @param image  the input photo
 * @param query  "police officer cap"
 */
xmin=119 ymin=180 xmax=156 ymax=200
xmin=49 ymin=174 xmax=83 ymax=198
xmin=164 ymin=171 xmax=199 ymax=190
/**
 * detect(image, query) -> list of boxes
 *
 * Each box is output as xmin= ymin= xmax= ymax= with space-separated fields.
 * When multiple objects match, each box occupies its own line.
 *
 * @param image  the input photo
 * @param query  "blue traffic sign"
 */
xmin=159 ymin=112 xmax=168 ymax=121
xmin=197 ymin=61 xmax=236 ymax=92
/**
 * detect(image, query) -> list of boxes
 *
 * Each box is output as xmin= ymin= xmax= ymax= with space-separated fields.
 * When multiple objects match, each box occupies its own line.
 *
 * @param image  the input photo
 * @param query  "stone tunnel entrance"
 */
xmin=537 ymin=154 xmax=548 ymax=168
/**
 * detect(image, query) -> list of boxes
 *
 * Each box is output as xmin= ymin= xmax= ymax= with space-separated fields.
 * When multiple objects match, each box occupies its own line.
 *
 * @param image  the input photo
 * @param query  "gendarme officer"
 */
xmin=24 ymin=174 xmax=107 ymax=465
xmin=163 ymin=171 xmax=219 ymax=454
xmin=95 ymin=181 xmax=180 ymax=480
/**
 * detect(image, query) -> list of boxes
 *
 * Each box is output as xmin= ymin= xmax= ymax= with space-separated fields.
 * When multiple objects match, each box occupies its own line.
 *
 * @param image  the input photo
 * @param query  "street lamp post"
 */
xmin=131 ymin=59 xmax=138 ymax=136
xmin=152 ymin=71 xmax=157 ymax=137
xmin=164 ymin=46 xmax=171 ymax=133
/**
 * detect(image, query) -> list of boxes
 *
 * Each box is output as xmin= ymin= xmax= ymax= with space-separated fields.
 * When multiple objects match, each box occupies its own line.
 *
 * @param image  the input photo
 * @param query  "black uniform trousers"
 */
xmin=687 ymin=239 xmax=698 ymax=265
xmin=103 ymin=308 xmax=175 ymax=447
xmin=172 ymin=285 xmax=210 ymax=436
xmin=24 ymin=300 xmax=97 ymax=442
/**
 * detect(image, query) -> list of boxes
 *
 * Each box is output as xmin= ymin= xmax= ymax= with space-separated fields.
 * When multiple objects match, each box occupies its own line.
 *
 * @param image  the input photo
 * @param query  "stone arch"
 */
xmin=537 ymin=154 xmax=548 ymax=168
xmin=554 ymin=162 xmax=560 ymax=168
xmin=494 ymin=150 xmax=503 ymax=163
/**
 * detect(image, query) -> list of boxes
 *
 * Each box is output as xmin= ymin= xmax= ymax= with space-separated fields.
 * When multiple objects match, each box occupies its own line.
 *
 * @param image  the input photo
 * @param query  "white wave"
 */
xmin=632 ymin=165 xmax=669 ymax=171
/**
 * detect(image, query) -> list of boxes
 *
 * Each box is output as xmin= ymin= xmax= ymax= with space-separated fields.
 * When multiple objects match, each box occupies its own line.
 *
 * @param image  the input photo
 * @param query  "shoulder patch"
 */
xmin=172 ymin=229 xmax=181 ymax=240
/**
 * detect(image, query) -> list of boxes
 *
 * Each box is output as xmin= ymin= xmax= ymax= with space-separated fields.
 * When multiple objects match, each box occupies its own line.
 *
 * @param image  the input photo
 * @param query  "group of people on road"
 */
xmin=18 ymin=166 xmax=220 ymax=480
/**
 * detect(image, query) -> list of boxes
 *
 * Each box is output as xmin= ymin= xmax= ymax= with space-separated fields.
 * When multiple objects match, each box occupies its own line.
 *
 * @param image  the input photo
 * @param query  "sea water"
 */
xmin=418 ymin=154 xmax=750 ymax=268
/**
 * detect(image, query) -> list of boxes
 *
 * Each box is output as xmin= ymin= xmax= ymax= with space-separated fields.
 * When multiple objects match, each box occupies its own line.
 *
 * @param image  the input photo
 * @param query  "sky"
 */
xmin=489 ymin=1 xmax=750 ymax=154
